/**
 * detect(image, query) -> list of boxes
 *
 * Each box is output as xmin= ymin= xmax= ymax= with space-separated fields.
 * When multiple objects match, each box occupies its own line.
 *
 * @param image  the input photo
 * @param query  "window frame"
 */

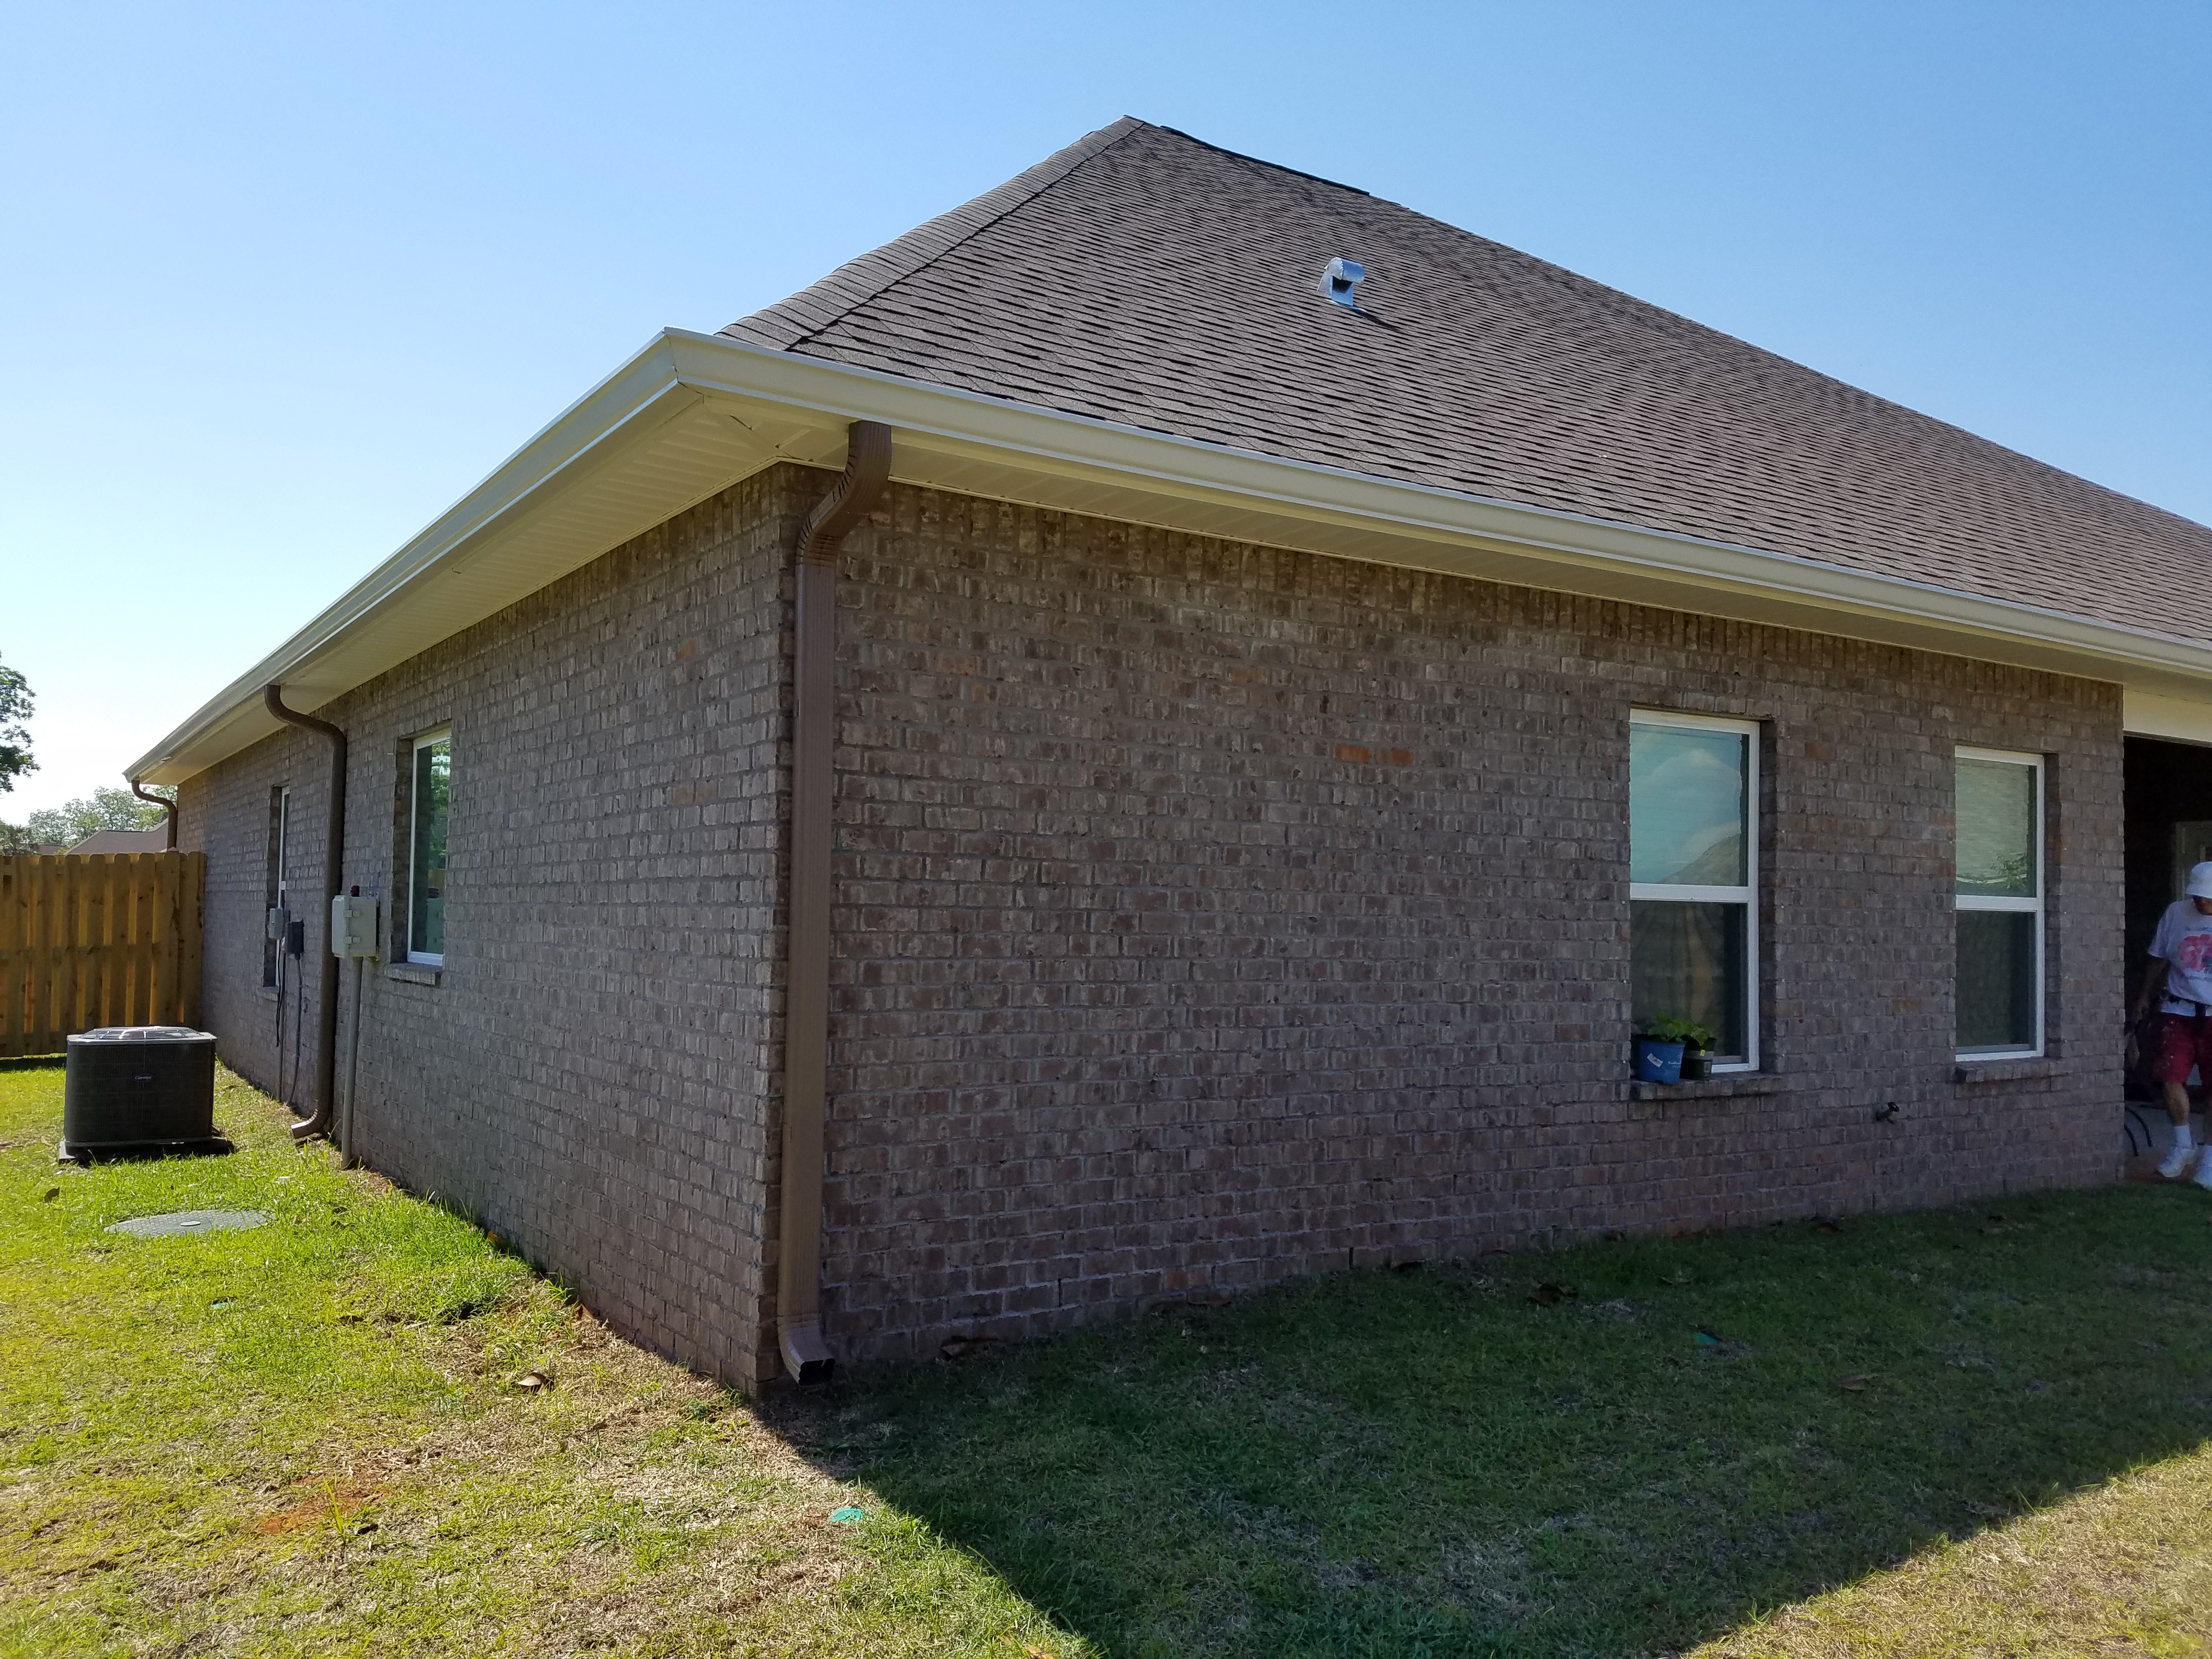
xmin=404 ymin=727 xmax=452 ymax=967
xmin=1628 ymin=708 xmax=1762 ymax=1073
xmin=1954 ymin=744 xmax=2044 ymax=1062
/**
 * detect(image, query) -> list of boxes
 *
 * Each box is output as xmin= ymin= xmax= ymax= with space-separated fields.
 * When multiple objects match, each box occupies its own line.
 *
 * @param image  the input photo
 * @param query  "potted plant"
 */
xmin=1673 ymin=1018 xmax=1718 ymax=1080
xmin=1634 ymin=1016 xmax=1716 ymax=1084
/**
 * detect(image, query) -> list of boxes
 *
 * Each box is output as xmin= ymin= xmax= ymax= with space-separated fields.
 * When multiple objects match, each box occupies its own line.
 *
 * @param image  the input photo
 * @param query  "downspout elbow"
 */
xmin=798 ymin=421 xmax=893 ymax=564
xmin=128 ymin=778 xmax=177 ymax=850
xmin=263 ymin=685 xmax=347 ymax=1143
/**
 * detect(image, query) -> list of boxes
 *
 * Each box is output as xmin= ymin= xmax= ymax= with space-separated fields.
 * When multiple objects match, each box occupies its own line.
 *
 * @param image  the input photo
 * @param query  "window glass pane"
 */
xmin=1956 ymin=757 xmax=2036 ymax=898
xmin=1632 ymin=900 xmax=1747 ymax=1060
xmin=1631 ymin=725 xmax=1747 ymax=886
xmin=410 ymin=738 xmax=450 ymax=957
xmin=1957 ymin=909 xmax=2036 ymax=1051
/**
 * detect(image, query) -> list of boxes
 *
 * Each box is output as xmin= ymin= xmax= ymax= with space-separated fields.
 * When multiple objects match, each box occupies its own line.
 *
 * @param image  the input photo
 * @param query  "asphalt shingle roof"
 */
xmin=726 ymin=117 xmax=2212 ymax=644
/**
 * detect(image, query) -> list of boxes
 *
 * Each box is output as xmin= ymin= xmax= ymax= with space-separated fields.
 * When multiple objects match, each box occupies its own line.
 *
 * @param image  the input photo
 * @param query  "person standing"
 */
xmin=2131 ymin=861 xmax=2212 ymax=1185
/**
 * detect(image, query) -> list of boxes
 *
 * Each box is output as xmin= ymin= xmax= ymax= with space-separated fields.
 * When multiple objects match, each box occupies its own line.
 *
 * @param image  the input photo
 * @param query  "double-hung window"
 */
xmin=1955 ymin=747 xmax=2042 ymax=1058
xmin=1629 ymin=711 xmax=1759 ymax=1070
xmin=405 ymin=729 xmax=452 ymax=966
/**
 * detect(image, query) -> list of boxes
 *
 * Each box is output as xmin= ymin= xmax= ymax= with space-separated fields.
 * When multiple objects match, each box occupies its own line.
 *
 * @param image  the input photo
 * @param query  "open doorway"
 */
xmin=2122 ymin=737 xmax=2212 ymax=1157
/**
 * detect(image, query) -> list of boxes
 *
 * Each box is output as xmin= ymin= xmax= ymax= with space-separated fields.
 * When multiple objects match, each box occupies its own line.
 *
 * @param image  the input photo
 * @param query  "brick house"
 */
xmin=134 ymin=120 xmax=2212 ymax=1386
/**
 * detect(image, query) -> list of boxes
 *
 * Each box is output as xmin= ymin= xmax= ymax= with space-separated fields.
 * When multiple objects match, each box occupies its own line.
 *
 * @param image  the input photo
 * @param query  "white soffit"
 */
xmin=2124 ymin=693 xmax=2212 ymax=747
xmin=135 ymin=328 xmax=2212 ymax=784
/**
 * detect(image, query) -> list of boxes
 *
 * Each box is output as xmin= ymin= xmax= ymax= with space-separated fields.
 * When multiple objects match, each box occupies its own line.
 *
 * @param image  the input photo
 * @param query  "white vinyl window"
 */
xmin=406 ymin=729 xmax=451 ymax=966
xmin=1630 ymin=710 xmax=1760 ymax=1070
xmin=1955 ymin=747 xmax=2043 ymax=1059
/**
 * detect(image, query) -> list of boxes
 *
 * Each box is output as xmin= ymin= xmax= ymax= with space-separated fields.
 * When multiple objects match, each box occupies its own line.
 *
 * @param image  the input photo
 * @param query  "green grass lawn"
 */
xmin=0 ymin=1060 xmax=1064 ymax=1658
xmin=5 ymin=1060 xmax=2212 ymax=1656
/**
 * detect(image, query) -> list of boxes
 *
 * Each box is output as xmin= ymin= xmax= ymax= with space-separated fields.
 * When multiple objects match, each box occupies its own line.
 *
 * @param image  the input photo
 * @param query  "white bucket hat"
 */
xmin=2188 ymin=861 xmax=2212 ymax=899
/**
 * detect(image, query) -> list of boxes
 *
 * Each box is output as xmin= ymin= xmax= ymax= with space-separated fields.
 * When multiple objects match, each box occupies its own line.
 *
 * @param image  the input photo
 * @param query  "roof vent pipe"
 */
xmin=1318 ymin=257 xmax=1365 ymax=308
xmin=262 ymin=685 xmax=346 ymax=1144
xmin=778 ymin=420 xmax=893 ymax=1386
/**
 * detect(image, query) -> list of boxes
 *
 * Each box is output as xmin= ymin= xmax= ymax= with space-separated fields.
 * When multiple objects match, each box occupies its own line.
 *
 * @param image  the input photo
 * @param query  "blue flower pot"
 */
xmin=1634 ymin=1038 xmax=1686 ymax=1084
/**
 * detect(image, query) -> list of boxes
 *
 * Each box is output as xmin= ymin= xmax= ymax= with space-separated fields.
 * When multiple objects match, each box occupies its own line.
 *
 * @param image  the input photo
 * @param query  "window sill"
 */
xmin=1954 ymin=1057 xmax=2055 ymax=1084
xmin=1629 ymin=1073 xmax=1787 ymax=1102
xmin=386 ymin=962 xmax=442 ymax=987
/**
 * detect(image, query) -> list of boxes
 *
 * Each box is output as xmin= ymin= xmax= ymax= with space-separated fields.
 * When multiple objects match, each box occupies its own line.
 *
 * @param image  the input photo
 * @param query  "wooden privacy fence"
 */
xmin=0 ymin=853 xmax=204 ymax=1058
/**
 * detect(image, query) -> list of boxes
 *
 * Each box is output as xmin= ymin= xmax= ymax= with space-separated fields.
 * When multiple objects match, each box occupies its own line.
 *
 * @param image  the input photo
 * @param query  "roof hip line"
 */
xmin=721 ymin=116 xmax=1149 ymax=354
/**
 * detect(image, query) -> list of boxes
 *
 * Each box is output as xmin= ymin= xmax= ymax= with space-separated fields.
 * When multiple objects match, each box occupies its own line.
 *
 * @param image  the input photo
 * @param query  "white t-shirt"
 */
xmin=2151 ymin=898 xmax=2212 ymax=1014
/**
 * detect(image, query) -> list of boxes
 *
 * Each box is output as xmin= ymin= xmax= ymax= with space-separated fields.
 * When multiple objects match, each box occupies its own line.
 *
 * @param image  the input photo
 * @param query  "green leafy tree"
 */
xmin=0 ymin=654 xmax=32 ymax=795
xmin=0 ymin=820 xmax=37 ymax=855
xmin=25 ymin=785 xmax=173 ymax=848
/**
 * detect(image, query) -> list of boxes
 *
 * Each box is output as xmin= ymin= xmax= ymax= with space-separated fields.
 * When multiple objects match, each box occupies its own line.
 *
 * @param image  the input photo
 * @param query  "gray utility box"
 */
xmin=61 ymin=1027 xmax=228 ymax=1161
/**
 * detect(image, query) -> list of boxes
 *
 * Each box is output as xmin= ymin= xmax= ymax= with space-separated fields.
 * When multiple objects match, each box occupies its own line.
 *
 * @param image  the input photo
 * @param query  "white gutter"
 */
xmin=133 ymin=328 xmax=2212 ymax=782
xmin=656 ymin=332 xmax=2212 ymax=681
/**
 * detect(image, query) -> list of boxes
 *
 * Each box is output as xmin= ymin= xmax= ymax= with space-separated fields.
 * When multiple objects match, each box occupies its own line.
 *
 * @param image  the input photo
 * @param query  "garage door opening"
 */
xmin=2123 ymin=738 xmax=2212 ymax=1149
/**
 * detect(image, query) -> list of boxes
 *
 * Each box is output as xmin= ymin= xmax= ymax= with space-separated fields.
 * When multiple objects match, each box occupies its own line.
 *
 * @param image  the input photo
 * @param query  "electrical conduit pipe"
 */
xmin=263 ymin=685 xmax=346 ymax=1144
xmin=778 ymin=421 xmax=892 ymax=1385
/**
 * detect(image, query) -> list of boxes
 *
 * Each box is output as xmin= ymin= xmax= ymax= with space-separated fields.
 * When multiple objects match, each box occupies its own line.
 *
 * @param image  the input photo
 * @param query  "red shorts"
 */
xmin=2156 ymin=1014 xmax=2212 ymax=1085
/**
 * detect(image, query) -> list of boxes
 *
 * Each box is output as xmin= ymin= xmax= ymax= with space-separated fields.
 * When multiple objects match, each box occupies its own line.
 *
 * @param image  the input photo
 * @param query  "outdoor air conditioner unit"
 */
xmin=61 ymin=1027 xmax=227 ymax=1162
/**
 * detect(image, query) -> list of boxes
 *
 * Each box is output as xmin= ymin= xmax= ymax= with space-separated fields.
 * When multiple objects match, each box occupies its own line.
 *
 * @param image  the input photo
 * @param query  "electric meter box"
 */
xmin=330 ymin=894 xmax=381 ymax=959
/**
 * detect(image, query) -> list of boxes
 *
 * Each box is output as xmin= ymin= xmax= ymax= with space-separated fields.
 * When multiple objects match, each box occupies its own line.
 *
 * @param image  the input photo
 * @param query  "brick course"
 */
xmin=179 ymin=462 xmax=2124 ymax=1384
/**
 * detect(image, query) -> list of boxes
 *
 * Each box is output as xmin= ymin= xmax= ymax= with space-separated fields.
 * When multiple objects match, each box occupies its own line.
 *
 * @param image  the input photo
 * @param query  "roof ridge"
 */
xmin=1146 ymin=124 xmax=1373 ymax=198
xmin=721 ymin=116 xmax=1149 ymax=351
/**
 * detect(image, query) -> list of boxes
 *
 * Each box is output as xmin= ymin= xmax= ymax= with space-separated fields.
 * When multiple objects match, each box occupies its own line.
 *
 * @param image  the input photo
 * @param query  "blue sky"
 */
xmin=2 ymin=0 xmax=2206 ymax=817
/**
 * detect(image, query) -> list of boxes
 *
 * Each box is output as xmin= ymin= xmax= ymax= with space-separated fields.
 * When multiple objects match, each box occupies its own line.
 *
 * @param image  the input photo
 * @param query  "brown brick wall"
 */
xmin=176 ymin=461 xmax=2125 ymax=1384
xmin=819 ymin=481 xmax=2123 ymax=1363
xmin=179 ymin=467 xmax=803 ymax=1383
xmin=183 ymin=723 xmax=338 ymax=1115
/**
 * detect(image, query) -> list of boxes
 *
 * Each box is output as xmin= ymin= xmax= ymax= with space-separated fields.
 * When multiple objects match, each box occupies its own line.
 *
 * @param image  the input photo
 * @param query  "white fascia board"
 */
xmin=2124 ymin=692 xmax=2212 ymax=746
xmin=136 ymin=326 xmax=2212 ymax=783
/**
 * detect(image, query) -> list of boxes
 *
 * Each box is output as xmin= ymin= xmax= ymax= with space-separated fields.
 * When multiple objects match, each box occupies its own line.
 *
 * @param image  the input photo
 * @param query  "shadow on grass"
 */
xmin=765 ymin=1187 xmax=2212 ymax=1658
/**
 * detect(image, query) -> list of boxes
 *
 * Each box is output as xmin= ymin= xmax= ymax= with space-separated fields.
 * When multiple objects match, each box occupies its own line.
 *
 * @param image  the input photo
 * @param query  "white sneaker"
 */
xmin=2194 ymin=1157 xmax=2212 ymax=1190
xmin=2159 ymin=1142 xmax=2197 ymax=1180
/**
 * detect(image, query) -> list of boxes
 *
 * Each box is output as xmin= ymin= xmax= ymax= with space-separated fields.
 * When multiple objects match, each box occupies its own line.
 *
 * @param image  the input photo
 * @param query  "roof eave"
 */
xmin=133 ymin=329 xmax=2212 ymax=784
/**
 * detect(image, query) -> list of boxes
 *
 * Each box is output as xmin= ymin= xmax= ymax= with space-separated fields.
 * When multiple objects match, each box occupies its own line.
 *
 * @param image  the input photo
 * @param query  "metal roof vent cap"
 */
xmin=1318 ymin=257 xmax=1365 ymax=308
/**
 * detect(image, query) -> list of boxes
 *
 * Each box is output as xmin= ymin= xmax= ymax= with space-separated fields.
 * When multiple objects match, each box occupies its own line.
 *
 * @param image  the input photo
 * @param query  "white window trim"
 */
xmin=1630 ymin=708 xmax=1760 ymax=1072
xmin=406 ymin=727 xmax=451 ymax=967
xmin=1955 ymin=745 xmax=2044 ymax=1061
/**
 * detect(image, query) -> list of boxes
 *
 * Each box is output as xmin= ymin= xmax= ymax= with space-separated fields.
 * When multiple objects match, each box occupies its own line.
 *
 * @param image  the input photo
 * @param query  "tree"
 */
xmin=25 ymin=785 xmax=173 ymax=848
xmin=0 ymin=654 xmax=32 ymax=795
